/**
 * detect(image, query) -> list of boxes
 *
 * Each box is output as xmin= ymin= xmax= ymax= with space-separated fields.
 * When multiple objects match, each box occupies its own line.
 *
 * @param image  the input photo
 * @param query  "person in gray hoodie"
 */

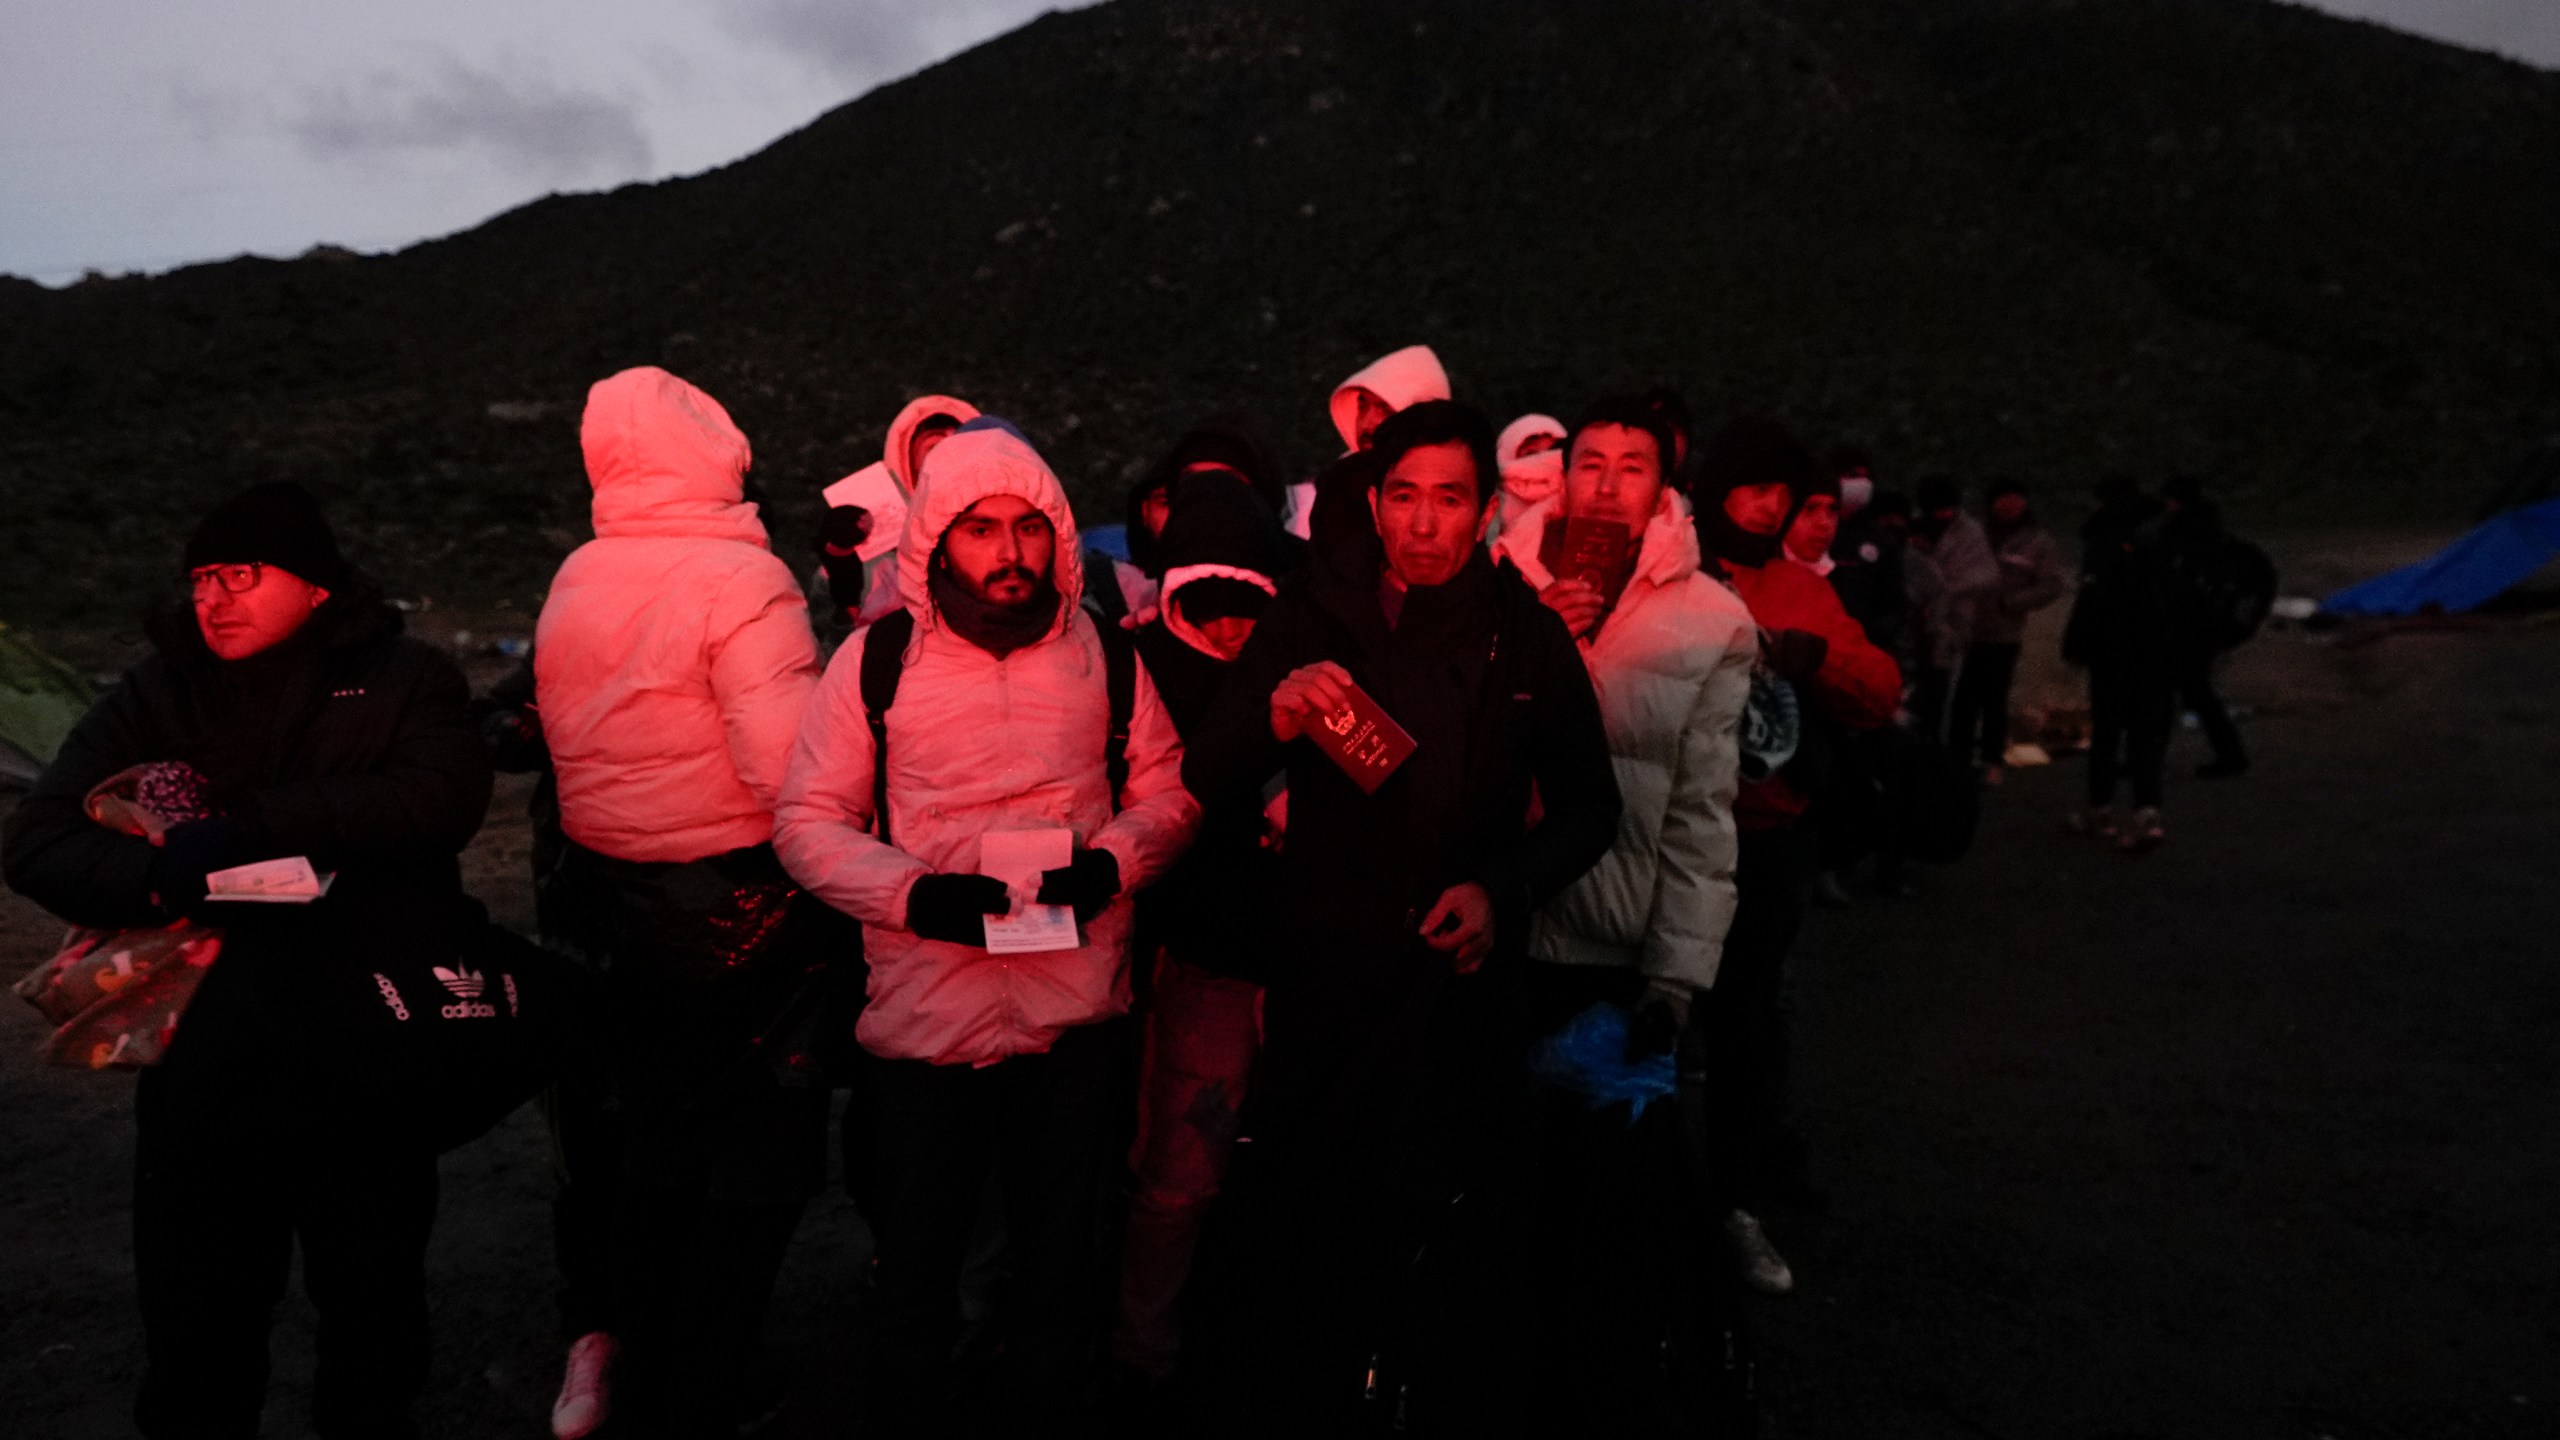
xmin=1908 ymin=477 xmax=2000 ymax=742
xmin=1949 ymin=479 xmax=2070 ymax=782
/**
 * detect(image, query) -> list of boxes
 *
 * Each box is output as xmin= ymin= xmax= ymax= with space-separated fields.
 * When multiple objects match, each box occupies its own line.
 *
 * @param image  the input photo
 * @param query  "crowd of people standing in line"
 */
xmin=2 ymin=342 xmax=2262 ymax=1440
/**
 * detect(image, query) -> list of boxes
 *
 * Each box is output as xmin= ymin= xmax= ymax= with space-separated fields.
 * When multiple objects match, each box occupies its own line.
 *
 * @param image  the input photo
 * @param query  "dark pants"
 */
xmin=1522 ymin=965 xmax=1747 ymax=1438
xmin=1696 ymin=823 xmax=1820 ymax=1213
xmin=2177 ymin=654 xmax=2247 ymax=768
xmin=865 ymin=1020 xmax=1126 ymax=1437
xmin=133 ymin=1072 xmax=438 ymax=1440
xmin=1911 ymin=664 xmax=1953 ymax=743
xmin=1949 ymin=641 xmax=2022 ymax=766
xmin=1202 ymin=943 xmax=1536 ymax=1437
xmin=612 ymin=1182 xmax=808 ymax=1438
xmin=2088 ymin=663 xmax=2175 ymax=809
xmin=574 ymin=840 xmax=837 ymax=1435
xmin=546 ymin=974 xmax=624 ymax=1341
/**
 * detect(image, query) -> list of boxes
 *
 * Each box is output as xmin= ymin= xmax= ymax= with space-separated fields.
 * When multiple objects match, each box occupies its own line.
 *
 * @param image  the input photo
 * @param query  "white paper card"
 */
xmin=205 ymin=856 xmax=337 ymax=904
xmin=819 ymin=463 xmax=910 ymax=562
xmin=977 ymin=828 xmax=1079 ymax=955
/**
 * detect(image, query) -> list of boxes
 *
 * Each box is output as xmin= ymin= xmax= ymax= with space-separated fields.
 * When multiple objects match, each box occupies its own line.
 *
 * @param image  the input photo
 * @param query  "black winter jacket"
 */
xmin=1184 ymin=534 xmax=1620 ymax=973
xmin=1133 ymin=620 xmax=1278 ymax=981
xmin=3 ymin=590 xmax=492 ymax=1116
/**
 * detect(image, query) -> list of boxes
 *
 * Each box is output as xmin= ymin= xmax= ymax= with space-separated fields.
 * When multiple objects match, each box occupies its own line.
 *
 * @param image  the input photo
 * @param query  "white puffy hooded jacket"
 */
xmin=537 ymin=367 xmax=822 ymax=864
xmin=824 ymin=394 xmax=986 ymax=627
xmin=1285 ymin=344 xmax=1452 ymax=537
xmin=774 ymin=421 xmax=1200 ymax=1067
xmin=1326 ymin=344 xmax=1451 ymax=452
xmin=1492 ymin=489 xmax=1757 ymax=992
xmin=1488 ymin=412 xmax=1567 ymax=541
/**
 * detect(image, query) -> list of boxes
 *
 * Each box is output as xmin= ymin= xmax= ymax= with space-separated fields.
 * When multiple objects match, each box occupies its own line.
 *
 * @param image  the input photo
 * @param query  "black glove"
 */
xmin=148 ymin=816 xmax=246 ymax=915
xmin=818 ymin=506 xmax=873 ymax=614
xmin=1625 ymin=978 xmax=1693 ymax=1061
xmin=1764 ymin=628 xmax=1829 ymax=684
xmin=905 ymin=873 xmax=1010 ymax=944
xmin=1036 ymin=848 xmax=1121 ymax=922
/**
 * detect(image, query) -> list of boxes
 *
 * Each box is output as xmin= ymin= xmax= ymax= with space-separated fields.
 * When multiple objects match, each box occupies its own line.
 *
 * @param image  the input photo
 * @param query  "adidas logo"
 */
xmin=432 ymin=965 xmax=486 ymax=1000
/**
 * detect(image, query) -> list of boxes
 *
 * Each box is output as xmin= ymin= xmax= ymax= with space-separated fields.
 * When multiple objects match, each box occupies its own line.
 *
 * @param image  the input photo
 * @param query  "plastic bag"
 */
xmin=1527 ymin=1002 xmax=1677 ymax=1122
xmin=9 ymin=760 xmax=222 ymax=1070
xmin=14 ymin=920 xmax=222 ymax=1069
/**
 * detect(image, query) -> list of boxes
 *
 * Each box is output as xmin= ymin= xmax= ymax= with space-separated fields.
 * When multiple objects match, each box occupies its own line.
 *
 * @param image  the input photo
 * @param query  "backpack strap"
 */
xmin=857 ymin=609 xmax=916 ymax=845
xmin=1093 ymin=617 xmax=1137 ymax=808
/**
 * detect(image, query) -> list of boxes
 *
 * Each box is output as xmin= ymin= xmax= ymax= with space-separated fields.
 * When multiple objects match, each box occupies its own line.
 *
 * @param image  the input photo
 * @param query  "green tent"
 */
xmin=0 ymin=622 xmax=94 ymax=786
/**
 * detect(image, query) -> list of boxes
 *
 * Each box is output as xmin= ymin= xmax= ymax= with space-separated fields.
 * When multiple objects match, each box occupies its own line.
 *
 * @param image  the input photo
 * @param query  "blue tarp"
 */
xmin=2322 ymin=498 xmax=2560 ymax=617
xmin=1082 ymin=522 xmax=1131 ymax=562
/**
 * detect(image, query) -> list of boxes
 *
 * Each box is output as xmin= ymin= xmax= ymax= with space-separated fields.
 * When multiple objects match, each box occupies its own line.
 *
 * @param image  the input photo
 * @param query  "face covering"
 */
xmin=1499 ymin=448 xmax=1564 ymax=507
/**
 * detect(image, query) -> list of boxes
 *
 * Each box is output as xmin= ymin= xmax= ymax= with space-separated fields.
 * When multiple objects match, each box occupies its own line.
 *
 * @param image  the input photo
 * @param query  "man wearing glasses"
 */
xmin=5 ymin=480 xmax=491 ymax=1440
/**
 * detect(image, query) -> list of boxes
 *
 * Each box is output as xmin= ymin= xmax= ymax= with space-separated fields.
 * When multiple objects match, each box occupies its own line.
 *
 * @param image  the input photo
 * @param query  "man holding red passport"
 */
xmin=1186 ymin=399 xmax=1620 ymax=1433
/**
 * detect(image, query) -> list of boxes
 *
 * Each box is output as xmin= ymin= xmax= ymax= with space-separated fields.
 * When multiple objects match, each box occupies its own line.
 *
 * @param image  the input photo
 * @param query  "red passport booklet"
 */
xmin=1306 ymin=680 xmax=1418 ymax=795
xmin=1538 ymin=516 xmax=1637 ymax=606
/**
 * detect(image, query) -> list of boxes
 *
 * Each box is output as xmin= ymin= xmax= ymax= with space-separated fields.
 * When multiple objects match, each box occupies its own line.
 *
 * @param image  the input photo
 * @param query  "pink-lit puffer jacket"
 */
xmin=774 ymin=422 xmax=1200 ymax=1067
xmin=536 ymin=367 xmax=821 ymax=864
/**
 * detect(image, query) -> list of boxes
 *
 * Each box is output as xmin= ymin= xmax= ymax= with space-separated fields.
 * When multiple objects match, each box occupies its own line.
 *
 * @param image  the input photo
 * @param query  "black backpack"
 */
xmin=2180 ymin=538 xmax=2279 ymax=653
xmin=855 ymin=606 xmax=1137 ymax=844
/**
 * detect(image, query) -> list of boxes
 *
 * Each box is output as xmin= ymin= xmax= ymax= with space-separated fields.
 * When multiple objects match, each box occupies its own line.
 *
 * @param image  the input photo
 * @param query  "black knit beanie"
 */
xmin=184 ymin=482 xmax=348 ymax=590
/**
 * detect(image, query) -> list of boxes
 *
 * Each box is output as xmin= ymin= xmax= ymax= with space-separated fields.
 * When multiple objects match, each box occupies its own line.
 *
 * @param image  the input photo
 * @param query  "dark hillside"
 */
xmin=2 ymin=0 xmax=2554 ymax=631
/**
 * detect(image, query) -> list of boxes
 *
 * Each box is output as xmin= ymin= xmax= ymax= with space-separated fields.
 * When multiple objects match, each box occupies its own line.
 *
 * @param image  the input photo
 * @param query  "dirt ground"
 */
xmin=2 ymin=530 xmax=2554 ymax=1438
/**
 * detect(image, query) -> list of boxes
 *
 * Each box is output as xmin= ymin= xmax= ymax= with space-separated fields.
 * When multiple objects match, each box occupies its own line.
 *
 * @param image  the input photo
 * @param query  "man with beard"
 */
xmin=1690 ymin=418 xmax=1900 ymax=1293
xmin=1187 ymin=400 xmax=1619 ymax=1434
xmin=775 ymin=418 xmax=1198 ymax=1436
xmin=1949 ymin=479 xmax=2070 ymax=784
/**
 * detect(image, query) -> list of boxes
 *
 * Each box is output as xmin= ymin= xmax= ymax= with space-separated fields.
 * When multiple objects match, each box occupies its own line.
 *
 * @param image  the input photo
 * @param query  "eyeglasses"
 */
xmin=189 ymin=563 xmax=266 ymax=595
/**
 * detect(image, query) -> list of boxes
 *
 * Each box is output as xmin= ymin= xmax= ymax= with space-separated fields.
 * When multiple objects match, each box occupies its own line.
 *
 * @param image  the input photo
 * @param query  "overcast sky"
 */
xmin=4 ymin=0 xmax=2553 ymax=285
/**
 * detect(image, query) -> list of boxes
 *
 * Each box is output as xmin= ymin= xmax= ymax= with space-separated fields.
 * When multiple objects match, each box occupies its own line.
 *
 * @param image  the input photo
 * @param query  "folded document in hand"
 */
xmin=205 ymin=856 xmax=336 ymax=904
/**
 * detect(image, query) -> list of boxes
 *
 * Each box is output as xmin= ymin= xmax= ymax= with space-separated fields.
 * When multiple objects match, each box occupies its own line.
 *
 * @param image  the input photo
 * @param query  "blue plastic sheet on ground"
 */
xmin=1528 ymin=1002 xmax=1677 ymax=1122
xmin=2322 ymin=498 xmax=2560 ymax=617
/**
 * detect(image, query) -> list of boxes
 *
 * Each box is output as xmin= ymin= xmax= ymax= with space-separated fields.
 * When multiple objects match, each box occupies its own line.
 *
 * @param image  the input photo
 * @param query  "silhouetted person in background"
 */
xmin=1950 ymin=479 xmax=2069 ymax=784
xmin=2161 ymin=475 xmax=2251 ymax=778
xmin=2063 ymin=477 xmax=2175 ymax=849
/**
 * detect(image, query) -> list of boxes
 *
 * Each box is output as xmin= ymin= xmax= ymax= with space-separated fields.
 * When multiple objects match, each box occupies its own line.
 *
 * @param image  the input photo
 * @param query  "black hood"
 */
xmin=1156 ymin=469 xmax=1286 ymax=583
xmin=1693 ymin=416 xmax=1816 ymax=570
xmin=1130 ymin=410 xmax=1290 ymax=574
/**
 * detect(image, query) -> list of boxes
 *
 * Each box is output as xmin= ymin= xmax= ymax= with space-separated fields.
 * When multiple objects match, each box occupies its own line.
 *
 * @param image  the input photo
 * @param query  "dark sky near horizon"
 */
xmin=3 ymin=0 xmax=2553 ymax=284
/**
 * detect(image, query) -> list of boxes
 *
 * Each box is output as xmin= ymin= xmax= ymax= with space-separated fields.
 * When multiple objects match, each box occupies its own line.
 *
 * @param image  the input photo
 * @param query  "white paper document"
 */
xmin=977 ymin=829 xmax=1080 ymax=955
xmin=204 ymin=855 xmax=336 ymax=904
xmin=819 ymin=463 xmax=911 ymax=562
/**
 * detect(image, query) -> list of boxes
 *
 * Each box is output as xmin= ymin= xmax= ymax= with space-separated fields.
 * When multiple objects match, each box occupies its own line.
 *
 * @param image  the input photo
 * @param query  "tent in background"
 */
xmin=0 ymin=623 xmax=93 ymax=787
xmin=2321 ymin=498 xmax=2560 ymax=618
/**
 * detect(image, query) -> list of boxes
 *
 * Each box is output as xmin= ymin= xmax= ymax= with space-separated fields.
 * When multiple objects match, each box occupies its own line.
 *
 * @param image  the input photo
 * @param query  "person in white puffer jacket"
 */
xmin=1492 ymin=395 xmax=1756 ymax=1042
xmin=773 ymin=416 xmax=1198 ymax=1436
xmin=1490 ymin=394 xmax=1759 ymax=1425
